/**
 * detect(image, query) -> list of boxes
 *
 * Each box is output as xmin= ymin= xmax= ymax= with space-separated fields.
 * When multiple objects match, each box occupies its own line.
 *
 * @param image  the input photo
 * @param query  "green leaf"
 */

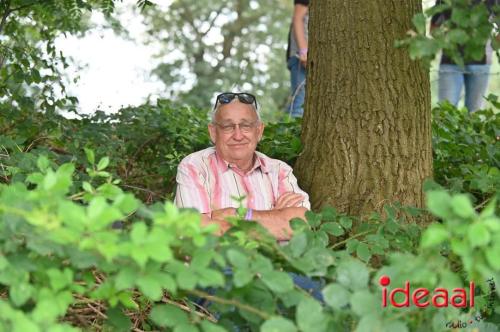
xmin=447 ymin=29 xmax=469 ymax=43
xmin=468 ymin=223 xmax=490 ymax=247
xmin=117 ymin=292 xmax=139 ymax=309
xmin=288 ymin=232 xmax=308 ymax=257
xmin=356 ymin=243 xmax=371 ymax=262
xmin=36 ymin=155 xmax=50 ymax=172
xmin=451 ymin=239 xmax=469 ymax=256
xmin=296 ymin=298 xmax=328 ymax=332
xmin=290 ymin=218 xmax=309 ymax=231
xmin=227 ymin=249 xmax=249 ymax=268
xmin=197 ymin=269 xmax=224 ymax=288
xmin=130 ymin=223 xmax=148 ymax=244
xmin=97 ymin=156 xmax=110 ymax=170
xmin=137 ymin=275 xmax=163 ymax=301
xmin=322 ymin=283 xmax=350 ymax=310
xmin=250 ymin=256 xmax=273 ymax=274
xmin=261 ymin=271 xmax=294 ymax=293
xmin=426 ymin=190 xmax=452 ymax=219
xmin=46 ymin=268 xmax=73 ymax=291
xmin=336 ymin=259 xmax=369 ymax=290
xmin=339 ymin=216 xmax=352 ymax=229
xmin=82 ymin=181 xmax=93 ymax=192
xmin=450 ymin=194 xmax=476 ymax=218
xmin=261 ymin=317 xmax=297 ymax=332
xmin=383 ymin=320 xmax=409 ymax=332
xmin=421 ymin=223 xmax=449 ymax=248
xmin=321 ymin=222 xmax=344 ymax=236
xmin=480 ymin=197 xmax=497 ymax=218
xmin=0 ymin=255 xmax=8 ymax=270
xmin=233 ymin=269 xmax=253 ymax=288
xmin=177 ymin=268 xmax=197 ymax=290
xmin=150 ymin=304 xmax=189 ymax=328
xmin=84 ymin=148 xmax=95 ymax=165
xmin=106 ymin=307 xmax=131 ymax=332
xmin=412 ymin=13 xmax=426 ymax=34
xmin=355 ymin=314 xmax=383 ymax=332
xmin=346 ymin=239 xmax=359 ymax=254
xmin=113 ymin=193 xmax=139 ymax=214
xmin=305 ymin=211 xmax=322 ymax=228
xmin=200 ymin=320 xmax=227 ymax=332
xmin=160 ymin=274 xmax=177 ymax=293
xmin=350 ymin=290 xmax=379 ymax=316
xmin=174 ymin=324 xmax=199 ymax=332
xmin=320 ymin=206 xmax=337 ymax=221
xmin=115 ymin=268 xmax=137 ymax=290
xmin=485 ymin=244 xmax=500 ymax=269
xmin=42 ymin=171 xmax=57 ymax=191
xmin=10 ymin=283 xmax=33 ymax=306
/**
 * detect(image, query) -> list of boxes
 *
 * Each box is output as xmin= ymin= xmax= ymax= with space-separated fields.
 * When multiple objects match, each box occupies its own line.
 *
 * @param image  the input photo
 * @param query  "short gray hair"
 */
xmin=209 ymin=101 xmax=261 ymax=123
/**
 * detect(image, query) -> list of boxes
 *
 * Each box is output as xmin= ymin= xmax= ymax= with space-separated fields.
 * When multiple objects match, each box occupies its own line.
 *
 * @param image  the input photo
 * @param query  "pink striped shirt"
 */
xmin=175 ymin=147 xmax=310 ymax=213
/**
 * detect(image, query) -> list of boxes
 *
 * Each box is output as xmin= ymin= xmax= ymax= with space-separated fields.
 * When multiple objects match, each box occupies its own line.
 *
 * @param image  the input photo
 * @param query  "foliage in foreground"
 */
xmin=0 ymin=153 xmax=498 ymax=331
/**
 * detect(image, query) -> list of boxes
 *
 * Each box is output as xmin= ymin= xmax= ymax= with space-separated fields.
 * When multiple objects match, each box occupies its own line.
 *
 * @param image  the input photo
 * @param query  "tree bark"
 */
xmin=295 ymin=0 xmax=432 ymax=218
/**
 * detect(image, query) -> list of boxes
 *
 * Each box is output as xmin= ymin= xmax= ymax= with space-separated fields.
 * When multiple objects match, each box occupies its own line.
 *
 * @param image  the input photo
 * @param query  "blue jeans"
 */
xmin=287 ymin=56 xmax=306 ymax=118
xmin=193 ymin=271 xmax=323 ymax=331
xmin=194 ymin=271 xmax=324 ymax=306
xmin=438 ymin=64 xmax=491 ymax=113
xmin=290 ymin=273 xmax=324 ymax=302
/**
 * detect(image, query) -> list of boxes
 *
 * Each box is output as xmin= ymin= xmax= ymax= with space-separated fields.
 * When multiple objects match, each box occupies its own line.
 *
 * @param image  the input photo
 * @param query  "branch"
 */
xmin=124 ymin=133 xmax=161 ymax=178
xmin=218 ymin=0 xmax=262 ymax=62
xmin=186 ymin=289 xmax=272 ymax=320
xmin=0 ymin=0 xmax=11 ymax=36
xmin=9 ymin=0 xmax=45 ymax=13
xmin=200 ymin=5 xmax=224 ymax=37
xmin=329 ymin=230 xmax=374 ymax=250
xmin=178 ymin=4 xmax=202 ymax=41
xmin=161 ymin=296 xmax=217 ymax=323
xmin=121 ymin=184 xmax=163 ymax=198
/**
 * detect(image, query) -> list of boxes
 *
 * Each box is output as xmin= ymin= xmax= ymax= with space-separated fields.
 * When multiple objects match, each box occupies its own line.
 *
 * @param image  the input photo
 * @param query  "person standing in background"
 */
xmin=431 ymin=0 xmax=499 ymax=112
xmin=286 ymin=0 xmax=309 ymax=118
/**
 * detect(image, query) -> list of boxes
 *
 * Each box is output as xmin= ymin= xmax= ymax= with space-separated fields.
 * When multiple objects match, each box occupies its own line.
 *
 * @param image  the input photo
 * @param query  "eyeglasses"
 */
xmin=213 ymin=92 xmax=258 ymax=110
xmin=213 ymin=121 xmax=259 ymax=133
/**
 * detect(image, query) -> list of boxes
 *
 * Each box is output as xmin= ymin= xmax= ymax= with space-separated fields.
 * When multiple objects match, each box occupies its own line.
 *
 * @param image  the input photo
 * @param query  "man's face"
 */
xmin=208 ymin=101 xmax=264 ymax=166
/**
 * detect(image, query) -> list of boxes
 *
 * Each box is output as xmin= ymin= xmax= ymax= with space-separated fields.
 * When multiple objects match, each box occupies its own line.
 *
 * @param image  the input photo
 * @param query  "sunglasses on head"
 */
xmin=213 ymin=92 xmax=258 ymax=110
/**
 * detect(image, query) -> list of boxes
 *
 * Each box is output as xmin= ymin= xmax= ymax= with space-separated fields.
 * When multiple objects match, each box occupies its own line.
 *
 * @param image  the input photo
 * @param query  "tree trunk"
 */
xmin=295 ymin=0 xmax=432 ymax=218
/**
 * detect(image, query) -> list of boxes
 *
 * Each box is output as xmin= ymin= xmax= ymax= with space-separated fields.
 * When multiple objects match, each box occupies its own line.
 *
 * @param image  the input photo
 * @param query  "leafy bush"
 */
xmin=432 ymin=97 xmax=499 ymax=205
xmin=1 ymin=100 xmax=211 ymax=201
xmin=0 ymin=156 xmax=498 ymax=331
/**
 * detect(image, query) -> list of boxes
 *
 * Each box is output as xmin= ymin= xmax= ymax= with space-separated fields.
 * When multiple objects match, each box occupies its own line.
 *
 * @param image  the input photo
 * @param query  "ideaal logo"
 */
xmin=379 ymin=275 xmax=475 ymax=308
xmin=379 ymin=275 xmax=497 ymax=329
xmin=445 ymin=277 xmax=496 ymax=329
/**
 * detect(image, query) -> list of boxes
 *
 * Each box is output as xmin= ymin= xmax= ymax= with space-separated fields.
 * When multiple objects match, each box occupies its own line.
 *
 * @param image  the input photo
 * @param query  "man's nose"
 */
xmin=232 ymin=125 xmax=244 ymax=140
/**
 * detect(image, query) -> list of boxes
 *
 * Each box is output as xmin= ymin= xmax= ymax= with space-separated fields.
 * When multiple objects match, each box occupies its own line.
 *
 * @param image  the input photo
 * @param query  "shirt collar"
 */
xmin=215 ymin=151 xmax=269 ymax=174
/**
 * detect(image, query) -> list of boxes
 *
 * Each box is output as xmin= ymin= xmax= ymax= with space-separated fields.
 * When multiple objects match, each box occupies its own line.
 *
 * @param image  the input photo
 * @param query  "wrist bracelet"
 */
xmin=244 ymin=208 xmax=253 ymax=221
xmin=298 ymin=48 xmax=308 ymax=56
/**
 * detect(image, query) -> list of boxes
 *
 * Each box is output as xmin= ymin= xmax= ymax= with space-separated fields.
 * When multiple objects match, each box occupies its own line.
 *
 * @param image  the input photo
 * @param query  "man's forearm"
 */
xmin=253 ymin=207 xmax=307 ymax=241
xmin=201 ymin=212 xmax=232 ymax=236
xmin=202 ymin=207 xmax=307 ymax=240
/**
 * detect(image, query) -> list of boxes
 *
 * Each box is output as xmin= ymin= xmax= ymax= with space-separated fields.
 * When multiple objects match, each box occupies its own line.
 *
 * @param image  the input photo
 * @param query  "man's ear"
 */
xmin=258 ymin=122 xmax=265 ymax=141
xmin=208 ymin=123 xmax=217 ymax=144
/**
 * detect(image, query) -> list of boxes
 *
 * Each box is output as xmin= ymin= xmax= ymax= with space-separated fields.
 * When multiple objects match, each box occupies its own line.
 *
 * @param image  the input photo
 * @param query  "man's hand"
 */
xmin=201 ymin=211 xmax=233 ymax=236
xmin=211 ymin=207 xmax=236 ymax=220
xmin=299 ymin=53 xmax=307 ymax=68
xmin=274 ymin=192 xmax=305 ymax=209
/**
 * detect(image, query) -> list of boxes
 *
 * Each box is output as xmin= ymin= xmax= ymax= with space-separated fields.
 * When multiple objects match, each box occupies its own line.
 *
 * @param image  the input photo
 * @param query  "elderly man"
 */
xmin=175 ymin=92 xmax=310 ymax=240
